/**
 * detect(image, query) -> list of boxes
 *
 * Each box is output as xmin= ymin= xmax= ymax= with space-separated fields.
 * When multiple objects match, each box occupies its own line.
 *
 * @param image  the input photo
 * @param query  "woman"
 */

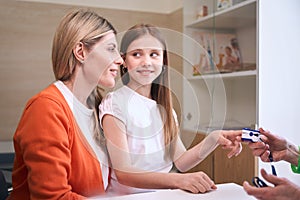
xmin=100 ymin=24 xmax=242 ymax=195
xmin=9 ymin=9 xmax=123 ymax=199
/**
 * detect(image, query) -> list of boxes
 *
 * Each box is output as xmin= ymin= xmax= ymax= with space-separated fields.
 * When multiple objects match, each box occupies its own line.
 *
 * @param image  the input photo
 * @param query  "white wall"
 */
xmin=20 ymin=0 xmax=183 ymax=14
xmin=0 ymin=1 xmax=183 ymax=145
xmin=258 ymin=0 xmax=300 ymax=184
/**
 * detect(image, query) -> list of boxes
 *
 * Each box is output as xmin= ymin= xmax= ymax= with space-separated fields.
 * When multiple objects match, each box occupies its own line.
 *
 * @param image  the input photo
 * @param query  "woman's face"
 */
xmin=83 ymin=32 xmax=123 ymax=88
xmin=124 ymin=34 xmax=164 ymax=86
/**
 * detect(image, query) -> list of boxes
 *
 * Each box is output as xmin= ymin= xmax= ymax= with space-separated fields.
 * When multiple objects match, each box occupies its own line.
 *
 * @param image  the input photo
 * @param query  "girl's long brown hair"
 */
xmin=120 ymin=24 xmax=178 ymax=146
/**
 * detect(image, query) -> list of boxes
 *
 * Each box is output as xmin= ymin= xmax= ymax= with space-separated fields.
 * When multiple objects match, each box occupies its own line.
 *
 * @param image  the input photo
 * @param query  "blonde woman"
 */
xmin=9 ymin=9 xmax=123 ymax=199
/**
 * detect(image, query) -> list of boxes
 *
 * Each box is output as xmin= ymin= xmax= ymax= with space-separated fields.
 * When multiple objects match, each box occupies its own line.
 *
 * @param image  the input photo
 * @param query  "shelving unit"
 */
xmin=182 ymin=0 xmax=257 ymax=184
xmin=181 ymin=0 xmax=300 ymax=186
xmin=182 ymin=0 xmax=257 ymax=133
xmin=188 ymin=69 xmax=256 ymax=80
xmin=186 ymin=0 xmax=256 ymax=29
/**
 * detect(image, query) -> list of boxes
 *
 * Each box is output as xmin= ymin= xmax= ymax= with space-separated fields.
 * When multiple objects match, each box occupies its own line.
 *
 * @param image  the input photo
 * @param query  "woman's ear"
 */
xmin=73 ymin=42 xmax=85 ymax=64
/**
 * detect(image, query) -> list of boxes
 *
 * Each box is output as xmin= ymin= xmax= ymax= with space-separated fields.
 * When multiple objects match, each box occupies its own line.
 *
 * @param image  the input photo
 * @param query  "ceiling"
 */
xmin=19 ymin=0 xmax=183 ymax=14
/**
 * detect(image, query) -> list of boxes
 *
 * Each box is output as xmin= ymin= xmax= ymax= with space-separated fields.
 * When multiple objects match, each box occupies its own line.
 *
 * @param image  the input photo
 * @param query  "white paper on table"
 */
xmin=90 ymin=183 xmax=256 ymax=200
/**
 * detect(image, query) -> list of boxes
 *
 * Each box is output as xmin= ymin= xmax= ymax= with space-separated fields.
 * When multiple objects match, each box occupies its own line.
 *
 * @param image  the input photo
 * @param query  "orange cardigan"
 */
xmin=9 ymin=84 xmax=106 ymax=200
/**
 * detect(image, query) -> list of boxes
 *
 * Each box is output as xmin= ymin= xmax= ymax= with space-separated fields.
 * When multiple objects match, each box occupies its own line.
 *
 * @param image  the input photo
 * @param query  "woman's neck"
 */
xmin=63 ymin=79 xmax=92 ymax=108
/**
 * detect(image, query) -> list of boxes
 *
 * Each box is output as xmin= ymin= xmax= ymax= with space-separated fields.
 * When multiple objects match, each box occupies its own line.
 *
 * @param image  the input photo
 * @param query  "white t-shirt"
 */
xmin=54 ymin=81 xmax=109 ymax=190
xmin=99 ymin=86 xmax=186 ymax=195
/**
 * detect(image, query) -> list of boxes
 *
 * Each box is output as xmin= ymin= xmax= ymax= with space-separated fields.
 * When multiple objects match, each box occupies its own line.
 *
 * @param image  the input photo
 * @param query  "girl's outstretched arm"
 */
xmin=174 ymin=130 xmax=242 ymax=172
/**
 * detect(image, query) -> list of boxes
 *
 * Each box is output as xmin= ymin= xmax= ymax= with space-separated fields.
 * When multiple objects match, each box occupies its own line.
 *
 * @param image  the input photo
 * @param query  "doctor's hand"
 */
xmin=243 ymin=169 xmax=300 ymax=200
xmin=247 ymin=128 xmax=299 ymax=166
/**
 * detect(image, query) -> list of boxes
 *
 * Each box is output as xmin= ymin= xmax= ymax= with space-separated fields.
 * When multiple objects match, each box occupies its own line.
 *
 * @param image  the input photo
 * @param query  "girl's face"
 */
xmin=124 ymin=34 xmax=164 ymax=86
xmin=83 ymin=32 xmax=123 ymax=88
xmin=225 ymin=47 xmax=232 ymax=56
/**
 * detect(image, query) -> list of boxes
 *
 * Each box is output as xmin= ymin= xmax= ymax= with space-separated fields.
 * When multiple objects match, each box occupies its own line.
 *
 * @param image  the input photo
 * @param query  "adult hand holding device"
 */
xmin=247 ymin=128 xmax=299 ymax=166
xmin=243 ymin=168 xmax=300 ymax=200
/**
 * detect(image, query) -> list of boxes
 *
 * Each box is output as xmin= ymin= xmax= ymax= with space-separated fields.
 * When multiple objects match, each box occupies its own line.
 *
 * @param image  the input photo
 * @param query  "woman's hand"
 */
xmin=176 ymin=171 xmax=217 ymax=194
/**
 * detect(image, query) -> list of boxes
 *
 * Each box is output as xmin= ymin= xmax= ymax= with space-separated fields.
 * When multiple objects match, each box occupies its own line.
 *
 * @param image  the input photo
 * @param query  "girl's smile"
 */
xmin=136 ymin=69 xmax=155 ymax=76
xmin=124 ymin=34 xmax=164 ymax=87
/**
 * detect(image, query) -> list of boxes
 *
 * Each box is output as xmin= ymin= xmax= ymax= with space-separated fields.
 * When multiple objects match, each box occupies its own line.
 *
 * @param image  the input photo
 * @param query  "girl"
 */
xmin=9 ymin=9 xmax=123 ymax=199
xmin=100 ymin=24 xmax=242 ymax=195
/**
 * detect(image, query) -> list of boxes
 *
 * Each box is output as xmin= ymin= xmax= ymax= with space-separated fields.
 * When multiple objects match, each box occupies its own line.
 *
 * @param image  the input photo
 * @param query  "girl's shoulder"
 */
xmin=102 ymin=86 xmax=133 ymax=102
xmin=100 ymin=86 xmax=129 ymax=111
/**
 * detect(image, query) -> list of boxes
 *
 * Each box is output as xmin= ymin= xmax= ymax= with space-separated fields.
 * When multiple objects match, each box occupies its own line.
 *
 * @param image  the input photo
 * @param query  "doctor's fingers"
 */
xmin=243 ymin=181 xmax=269 ymax=200
xmin=248 ymin=142 xmax=269 ymax=157
xmin=260 ymin=151 xmax=272 ymax=162
xmin=259 ymin=128 xmax=286 ymax=147
xmin=258 ymin=128 xmax=274 ymax=140
xmin=260 ymin=168 xmax=285 ymax=185
xmin=248 ymin=141 xmax=267 ymax=150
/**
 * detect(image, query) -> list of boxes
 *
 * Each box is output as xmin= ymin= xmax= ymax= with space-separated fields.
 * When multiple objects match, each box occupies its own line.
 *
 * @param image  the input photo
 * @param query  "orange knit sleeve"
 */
xmin=14 ymin=95 xmax=85 ymax=200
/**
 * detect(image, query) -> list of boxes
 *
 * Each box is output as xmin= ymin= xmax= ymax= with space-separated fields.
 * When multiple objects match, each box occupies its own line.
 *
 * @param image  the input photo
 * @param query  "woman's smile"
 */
xmin=109 ymin=68 xmax=118 ymax=77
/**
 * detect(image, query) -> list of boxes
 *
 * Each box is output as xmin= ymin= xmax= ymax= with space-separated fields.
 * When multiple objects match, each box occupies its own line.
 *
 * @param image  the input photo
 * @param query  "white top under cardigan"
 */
xmin=99 ymin=86 xmax=186 ymax=195
xmin=54 ymin=81 xmax=109 ymax=190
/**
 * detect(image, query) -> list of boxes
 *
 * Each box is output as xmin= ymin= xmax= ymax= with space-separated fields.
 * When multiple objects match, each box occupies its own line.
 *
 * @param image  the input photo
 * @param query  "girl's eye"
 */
xmin=151 ymin=52 xmax=160 ymax=57
xmin=132 ymin=52 xmax=141 ymax=57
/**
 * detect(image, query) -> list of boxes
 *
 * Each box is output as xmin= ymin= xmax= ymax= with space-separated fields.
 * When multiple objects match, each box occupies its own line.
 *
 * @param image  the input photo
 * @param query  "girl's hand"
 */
xmin=212 ymin=130 xmax=243 ymax=158
xmin=176 ymin=171 xmax=217 ymax=194
xmin=175 ymin=129 xmax=242 ymax=172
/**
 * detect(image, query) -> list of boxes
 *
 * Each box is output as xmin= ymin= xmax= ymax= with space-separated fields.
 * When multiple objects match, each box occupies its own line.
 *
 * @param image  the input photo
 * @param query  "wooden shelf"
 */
xmin=186 ymin=0 xmax=256 ymax=29
xmin=194 ymin=119 xmax=251 ymax=133
xmin=188 ymin=70 xmax=256 ymax=80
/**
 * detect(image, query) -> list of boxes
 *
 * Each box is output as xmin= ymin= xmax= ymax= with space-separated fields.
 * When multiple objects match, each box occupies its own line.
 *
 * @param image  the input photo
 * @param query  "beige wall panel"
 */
xmin=0 ymin=1 xmax=183 ymax=141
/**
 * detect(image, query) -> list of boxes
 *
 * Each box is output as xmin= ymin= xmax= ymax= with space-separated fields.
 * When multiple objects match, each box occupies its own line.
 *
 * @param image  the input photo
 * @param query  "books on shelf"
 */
xmin=191 ymin=30 xmax=254 ymax=76
xmin=217 ymin=0 xmax=247 ymax=11
xmin=217 ymin=0 xmax=233 ymax=11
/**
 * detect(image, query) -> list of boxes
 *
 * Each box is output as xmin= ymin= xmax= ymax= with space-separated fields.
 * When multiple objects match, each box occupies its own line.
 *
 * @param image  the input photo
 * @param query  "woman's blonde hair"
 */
xmin=120 ymin=24 xmax=178 ymax=146
xmin=52 ymin=9 xmax=116 ymax=145
xmin=52 ymin=9 xmax=116 ymax=81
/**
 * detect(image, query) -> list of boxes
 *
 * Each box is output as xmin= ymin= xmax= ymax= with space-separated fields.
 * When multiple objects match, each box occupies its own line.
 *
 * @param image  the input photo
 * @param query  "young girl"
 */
xmin=9 ymin=9 xmax=123 ymax=199
xmin=99 ymin=24 xmax=242 ymax=195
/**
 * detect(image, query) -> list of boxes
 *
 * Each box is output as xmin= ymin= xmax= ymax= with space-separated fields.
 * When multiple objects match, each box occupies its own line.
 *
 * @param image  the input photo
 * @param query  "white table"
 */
xmin=91 ymin=183 xmax=256 ymax=200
